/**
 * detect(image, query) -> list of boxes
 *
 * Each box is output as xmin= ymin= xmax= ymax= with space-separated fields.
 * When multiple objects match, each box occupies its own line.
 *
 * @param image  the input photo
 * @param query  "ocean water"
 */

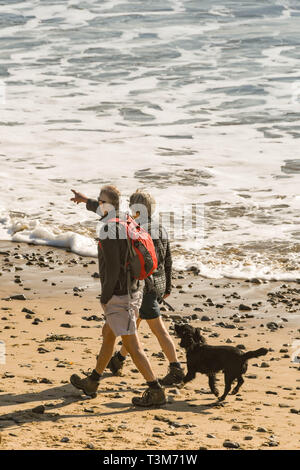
xmin=0 ymin=0 xmax=300 ymax=280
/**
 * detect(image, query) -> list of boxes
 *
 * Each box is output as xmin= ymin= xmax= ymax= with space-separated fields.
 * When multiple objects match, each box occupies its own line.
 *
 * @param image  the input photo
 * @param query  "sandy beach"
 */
xmin=0 ymin=241 xmax=299 ymax=450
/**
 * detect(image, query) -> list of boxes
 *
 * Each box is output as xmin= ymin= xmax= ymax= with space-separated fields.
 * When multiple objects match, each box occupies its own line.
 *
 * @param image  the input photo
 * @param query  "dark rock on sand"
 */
xmin=170 ymin=314 xmax=183 ymax=321
xmin=45 ymin=334 xmax=74 ymax=342
xmin=216 ymin=322 xmax=236 ymax=329
xmin=82 ymin=315 xmax=102 ymax=322
xmin=83 ymin=408 xmax=95 ymax=413
xmin=239 ymin=304 xmax=252 ymax=311
xmin=32 ymin=405 xmax=45 ymax=414
xmin=3 ymin=372 xmax=15 ymax=378
xmin=10 ymin=294 xmax=26 ymax=300
xmin=223 ymin=440 xmax=240 ymax=449
xmin=40 ymin=378 xmax=53 ymax=384
xmin=191 ymin=313 xmax=200 ymax=320
xmin=37 ymin=347 xmax=50 ymax=354
xmin=22 ymin=307 xmax=36 ymax=315
xmin=267 ymin=440 xmax=279 ymax=447
xmin=250 ymin=278 xmax=262 ymax=284
xmin=201 ymin=315 xmax=210 ymax=321
xmin=257 ymin=427 xmax=268 ymax=432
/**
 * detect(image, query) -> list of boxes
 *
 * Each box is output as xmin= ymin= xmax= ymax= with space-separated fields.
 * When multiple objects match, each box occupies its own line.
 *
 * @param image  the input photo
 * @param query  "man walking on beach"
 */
xmin=107 ymin=189 xmax=185 ymax=386
xmin=69 ymin=186 xmax=166 ymax=406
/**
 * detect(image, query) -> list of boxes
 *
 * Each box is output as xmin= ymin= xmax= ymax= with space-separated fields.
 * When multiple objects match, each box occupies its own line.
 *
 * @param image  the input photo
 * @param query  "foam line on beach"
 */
xmin=1 ymin=210 xmax=299 ymax=281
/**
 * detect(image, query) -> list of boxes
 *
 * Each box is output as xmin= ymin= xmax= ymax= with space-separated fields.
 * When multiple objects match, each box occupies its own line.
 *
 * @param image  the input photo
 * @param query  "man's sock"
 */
xmin=90 ymin=369 xmax=102 ymax=382
xmin=147 ymin=380 xmax=162 ymax=390
xmin=170 ymin=362 xmax=182 ymax=369
xmin=117 ymin=351 xmax=126 ymax=362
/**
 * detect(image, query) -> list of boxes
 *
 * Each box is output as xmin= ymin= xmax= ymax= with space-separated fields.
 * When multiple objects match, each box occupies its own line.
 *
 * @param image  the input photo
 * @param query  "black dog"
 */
xmin=175 ymin=323 xmax=268 ymax=401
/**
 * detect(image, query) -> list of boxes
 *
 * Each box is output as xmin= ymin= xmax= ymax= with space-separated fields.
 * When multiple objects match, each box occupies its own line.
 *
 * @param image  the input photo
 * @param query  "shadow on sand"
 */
xmin=0 ymin=383 xmax=225 ymax=431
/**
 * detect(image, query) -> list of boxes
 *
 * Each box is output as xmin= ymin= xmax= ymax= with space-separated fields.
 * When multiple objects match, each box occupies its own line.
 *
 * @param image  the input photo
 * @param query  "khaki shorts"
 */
xmin=103 ymin=289 xmax=143 ymax=337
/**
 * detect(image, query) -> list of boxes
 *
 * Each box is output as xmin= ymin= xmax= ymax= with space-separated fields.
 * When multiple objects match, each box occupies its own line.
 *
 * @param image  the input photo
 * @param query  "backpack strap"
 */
xmin=124 ymin=215 xmax=137 ymax=298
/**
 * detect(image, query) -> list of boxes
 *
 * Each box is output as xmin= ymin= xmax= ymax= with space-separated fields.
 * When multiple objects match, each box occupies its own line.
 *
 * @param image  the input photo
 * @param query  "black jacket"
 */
xmin=140 ymin=218 xmax=172 ymax=300
xmin=86 ymin=199 xmax=140 ymax=304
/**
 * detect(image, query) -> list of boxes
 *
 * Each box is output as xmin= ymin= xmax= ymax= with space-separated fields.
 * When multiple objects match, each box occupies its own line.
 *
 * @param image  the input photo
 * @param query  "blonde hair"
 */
xmin=100 ymin=185 xmax=121 ymax=210
xmin=129 ymin=189 xmax=156 ymax=218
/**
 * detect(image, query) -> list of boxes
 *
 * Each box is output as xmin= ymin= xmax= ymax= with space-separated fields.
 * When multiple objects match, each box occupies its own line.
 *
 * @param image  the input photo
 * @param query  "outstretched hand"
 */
xmin=70 ymin=189 xmax=88 ymax=204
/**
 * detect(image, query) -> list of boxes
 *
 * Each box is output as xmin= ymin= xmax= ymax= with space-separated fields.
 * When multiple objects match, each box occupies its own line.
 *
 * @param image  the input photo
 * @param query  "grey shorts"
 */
xmin=103 ymin=289 xmax=143 ymax=337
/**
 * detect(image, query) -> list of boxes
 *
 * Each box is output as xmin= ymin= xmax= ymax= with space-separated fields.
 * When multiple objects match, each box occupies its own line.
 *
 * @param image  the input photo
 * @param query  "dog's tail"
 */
xmin=242 ymin=347 xmax=268 ymax=361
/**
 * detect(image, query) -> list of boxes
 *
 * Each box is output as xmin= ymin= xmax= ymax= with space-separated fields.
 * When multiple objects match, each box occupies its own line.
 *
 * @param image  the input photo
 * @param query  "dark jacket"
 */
xmin=86 ymin=199 xmax=140 ymax=304
xmin=141 ymin=218 xmax=172 ymax=301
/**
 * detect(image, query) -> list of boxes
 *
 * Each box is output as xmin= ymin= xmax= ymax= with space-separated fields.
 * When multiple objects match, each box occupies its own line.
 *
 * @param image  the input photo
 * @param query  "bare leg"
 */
xmin=119 ymin=316 xmax=178 ymax=365
xmin=95 ymin=322 xmax=116 ymax=375
xmin=122 ymin=332 xmax=156 ymax=382
xmin=119 ymin=317 xmax=142 ymax=358
xmin=146 ymin=317 xmax=178 ymax=363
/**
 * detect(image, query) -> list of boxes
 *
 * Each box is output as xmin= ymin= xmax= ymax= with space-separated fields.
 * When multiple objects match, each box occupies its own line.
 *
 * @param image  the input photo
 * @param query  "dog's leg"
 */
xmin=208 ymin=374 xmax=219 ymax=397
xmin=183 ymin=368 xmax=196 ymax=384
xmin=231 ymin=376 xmax=244 ymax=395
xmin=218 ymin=372 xmax=234 ymax=401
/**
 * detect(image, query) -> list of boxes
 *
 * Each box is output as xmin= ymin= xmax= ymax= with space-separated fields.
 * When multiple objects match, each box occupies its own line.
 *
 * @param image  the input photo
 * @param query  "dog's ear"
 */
xmin=194 ymin=327 xmax=206 ymax=344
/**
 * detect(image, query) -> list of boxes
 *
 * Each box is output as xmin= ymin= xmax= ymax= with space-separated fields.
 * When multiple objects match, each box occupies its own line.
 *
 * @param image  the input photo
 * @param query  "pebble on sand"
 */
xmin=239 ymin=304 xmax=252 ymax=311
xmin=32 ymin=405 xmax=45 ymax=414
xmin=223 ymin=440 xmax=240 ymax=449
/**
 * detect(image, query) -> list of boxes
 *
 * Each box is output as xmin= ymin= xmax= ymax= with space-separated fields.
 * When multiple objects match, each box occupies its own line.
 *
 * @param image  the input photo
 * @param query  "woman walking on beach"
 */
xmin=107 ymin=189 xmax=185 ymax=386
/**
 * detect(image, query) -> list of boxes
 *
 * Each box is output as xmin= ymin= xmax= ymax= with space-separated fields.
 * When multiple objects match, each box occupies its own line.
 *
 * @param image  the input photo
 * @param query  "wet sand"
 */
xmin=0 ymin=241 xmax=299 ymax=450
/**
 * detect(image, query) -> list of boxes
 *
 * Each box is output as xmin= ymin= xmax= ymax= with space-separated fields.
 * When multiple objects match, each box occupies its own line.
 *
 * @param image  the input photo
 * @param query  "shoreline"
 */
xmin=0 ymin=240 xmax=299 ymax=450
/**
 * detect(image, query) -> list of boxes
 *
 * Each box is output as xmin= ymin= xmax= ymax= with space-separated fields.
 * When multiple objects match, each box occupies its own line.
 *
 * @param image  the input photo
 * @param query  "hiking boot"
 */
xmin=107 ymin=352 xmax=125 ymax=376
xmin=132 ymin=386 xmax=166 ymax=407
xmin=70 ymin=374 xmax=99 ymax=398
xmin=159 ymin=365 xmax=185 ymax=386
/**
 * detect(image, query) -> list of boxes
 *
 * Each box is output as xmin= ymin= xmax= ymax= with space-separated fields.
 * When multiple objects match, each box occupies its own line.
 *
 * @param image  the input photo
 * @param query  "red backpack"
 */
xmin=98 ymin=214 xmax=158 ymax=280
